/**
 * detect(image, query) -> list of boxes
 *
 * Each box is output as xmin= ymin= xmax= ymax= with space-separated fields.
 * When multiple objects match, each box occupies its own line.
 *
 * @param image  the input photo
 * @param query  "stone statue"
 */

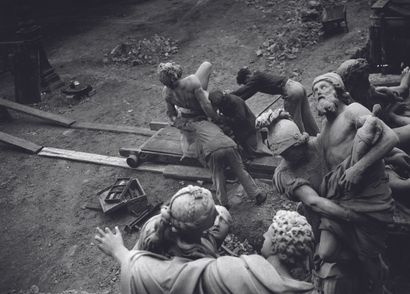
xmin=158 ymin=61 xmax=220 ymax=158
xmin=313 ymin=72 xmax=397 ymax=293
xmin=256 ymin=88 xmax=398 ymax=292
xmin=94 ymin=185 xmax=314 ymax=294
xmin=336 ymin=59 xmax=410 ymax=127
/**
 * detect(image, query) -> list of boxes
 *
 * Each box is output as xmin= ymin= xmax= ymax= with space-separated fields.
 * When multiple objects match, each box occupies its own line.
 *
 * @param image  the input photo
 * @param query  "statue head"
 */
xmin=158 ymin=62 xmax=183 ymax=89
xmin=161 ymin=185 xmax=217 ymax=240
xmin=312 ymin=72 xmax=352 ymax=116
xmin=261 ymin=210 xmax=314 ymax=267
xmin=135 ymin=186 xmax=219 ymax=258
xmin=236 ymin=67 xmax=252 ymax=85
xmin=266 ymin=119 xmax=309 ymax=160
xmin=209 ymin=205 xmax=233 ymax=242
xmin=134 ymin=214 xmax=167 ymax=254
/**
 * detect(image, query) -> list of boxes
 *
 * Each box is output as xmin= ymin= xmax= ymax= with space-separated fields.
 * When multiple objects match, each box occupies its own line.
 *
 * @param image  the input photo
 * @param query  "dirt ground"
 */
xmin=1 ymin=0 xmax=409 ymax=293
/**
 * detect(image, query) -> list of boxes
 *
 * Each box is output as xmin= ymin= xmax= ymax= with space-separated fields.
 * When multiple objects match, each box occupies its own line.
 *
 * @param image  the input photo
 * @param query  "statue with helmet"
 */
xmin=94 ymin=185 xmax=314 ymax=294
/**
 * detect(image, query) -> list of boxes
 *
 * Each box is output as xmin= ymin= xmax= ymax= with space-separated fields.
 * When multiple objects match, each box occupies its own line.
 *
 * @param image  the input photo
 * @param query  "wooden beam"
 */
xmin=71 ymin=122 xmax=155 ymax=137
xmin=0 ymin=131 xmax=43 ymax=153
xmin=38 ymin=147 xmax=166 ymax=173
xmin=163 ymin=165 xmax=212 ymax=182
xmin=0 ymin=98 xmax=76 ymax=127
xmin=149 ymin=121 xmax=169 ymax=131
xmin=371 ymin=0 xmax=390 ymax=10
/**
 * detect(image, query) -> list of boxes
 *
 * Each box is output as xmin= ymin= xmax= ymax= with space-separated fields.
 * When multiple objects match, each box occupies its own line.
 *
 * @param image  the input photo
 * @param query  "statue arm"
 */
xmin=163 ymin=88 xmax=177 ymax=122
xmin=352 ymin=115 xmax=399 ymax=175
xmin=340 ymin=104 xmax=399 ymax=189
xmin=294 ymin=185 xmax=367 ymax=223
xmin=194 ymin=87 xmax=220 ymax=122
xmin=372 ymin=86 xmax=402 ymax=103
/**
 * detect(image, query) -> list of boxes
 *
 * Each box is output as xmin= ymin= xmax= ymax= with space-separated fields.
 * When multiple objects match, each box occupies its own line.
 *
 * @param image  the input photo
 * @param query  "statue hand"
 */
xmin=255 ymin=108 xmax=291 ymax=129
xmin=94 ymin=226 xmax=124 ymax=258
xmin=339 ymin=166 xmax=362 ymax=192
xmin=386 ymin=152 xmax=410 ymax=171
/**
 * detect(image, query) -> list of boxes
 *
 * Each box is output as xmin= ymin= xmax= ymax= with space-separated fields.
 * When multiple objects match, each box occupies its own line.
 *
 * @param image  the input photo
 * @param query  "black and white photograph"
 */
xmin=1 ymin=0 xmax=410 ymax=293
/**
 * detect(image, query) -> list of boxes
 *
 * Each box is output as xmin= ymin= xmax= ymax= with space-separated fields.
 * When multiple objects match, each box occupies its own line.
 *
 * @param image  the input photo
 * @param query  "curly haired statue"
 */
xmin=264 ymin=210 xmax=314 ymax=267
xmin=158 ymin=62 xmax=183 ymax=88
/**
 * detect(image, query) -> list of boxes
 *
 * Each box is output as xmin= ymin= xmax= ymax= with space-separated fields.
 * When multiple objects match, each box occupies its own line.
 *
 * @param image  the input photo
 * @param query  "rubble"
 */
xmin=219 ymin=233 xmax=256 ymax=256
xmin=244 ymin=0 xmax=323 ymax=70
xmin=105 ymin=34 xmax=178 ymax=66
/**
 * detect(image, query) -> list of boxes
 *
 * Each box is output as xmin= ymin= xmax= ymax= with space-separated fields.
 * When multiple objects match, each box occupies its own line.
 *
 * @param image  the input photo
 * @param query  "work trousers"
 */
xmin=207 ymin=147 xmax=259 ymax=206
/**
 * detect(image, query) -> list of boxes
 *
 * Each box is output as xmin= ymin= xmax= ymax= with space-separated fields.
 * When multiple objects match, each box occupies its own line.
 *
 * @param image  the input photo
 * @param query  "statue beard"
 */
xmin=317 ymin=98 xmax=338 ymax=117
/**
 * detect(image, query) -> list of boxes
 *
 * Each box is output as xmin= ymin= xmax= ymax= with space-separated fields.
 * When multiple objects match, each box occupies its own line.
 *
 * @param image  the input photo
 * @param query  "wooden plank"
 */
xmin=0 ymin=98 xmax=76 ymax=127
xmin=164 ymin=165 xmax=212 ymax=182
xmin=149 ymin=121 xmax=169 ymax=131
xmin=247 ymin=156 xmax=280 ymax=173
xmin=71 ymin=122 xmax=155 ymax=137
xmin=0 ymin=131 xmax=43 ymax=153
xmin=38 ymin=147 xmax=166 ymax=173
xmin=371 ymin=0 xmax=390 ymax=10
xmin=120 ymin=147 xmax=202 ymax=167
xmin=140 ymin=126 xmax=183 ymax=155
xmin=163 ymin=164 xmax=275 ymax=182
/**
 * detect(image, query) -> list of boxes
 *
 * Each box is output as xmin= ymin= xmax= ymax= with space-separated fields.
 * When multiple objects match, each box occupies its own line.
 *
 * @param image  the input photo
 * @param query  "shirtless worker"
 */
xmin=312 ymin=72 xmax=398 ymax=294
xmin=158 ymin=61 xmax=221 ymax=158
xmin=231 ymin=67 xmax=319 ymax=136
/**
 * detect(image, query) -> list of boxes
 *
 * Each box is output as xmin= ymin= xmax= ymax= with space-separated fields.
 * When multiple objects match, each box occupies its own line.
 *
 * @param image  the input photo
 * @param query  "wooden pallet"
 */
xmin=120 ymin=125 xmax=279 ymax=179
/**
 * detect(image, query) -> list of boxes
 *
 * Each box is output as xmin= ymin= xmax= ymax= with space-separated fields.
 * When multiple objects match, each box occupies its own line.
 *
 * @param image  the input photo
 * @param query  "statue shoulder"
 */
xmin=183 ymin=74 xmax=202 ymax=89
xmin=343 ymin=103 xmax=371 ymax=125
xmin=345 ymin=102 xmax=370 ymax=116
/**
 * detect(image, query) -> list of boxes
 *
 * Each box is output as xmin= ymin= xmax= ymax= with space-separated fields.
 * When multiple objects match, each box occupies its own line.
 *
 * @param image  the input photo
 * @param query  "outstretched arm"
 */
xmin=294 ymin=185 xmax=367 ymax=223
xmin=95 ymin=226 xmax=133 ymax=294
xmin=95 ymin=226 xmax=131 ymax=264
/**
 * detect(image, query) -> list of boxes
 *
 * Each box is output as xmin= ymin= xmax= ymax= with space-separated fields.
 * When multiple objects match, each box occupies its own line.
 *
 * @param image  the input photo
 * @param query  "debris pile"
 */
xmin=247 ymin=0 xmax=323 ymax=68
xmin=105 ymin=34 xmax=178 ymax=66
xmin=257 ymin=21 xmax=322 ymax=64
xmin=219 ymin=233 xmax=256 ymax=256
